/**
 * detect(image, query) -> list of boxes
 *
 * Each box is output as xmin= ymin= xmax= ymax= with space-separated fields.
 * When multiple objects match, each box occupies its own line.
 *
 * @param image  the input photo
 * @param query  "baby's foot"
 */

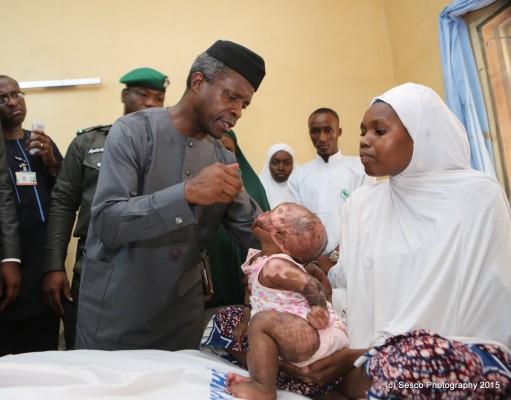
xmin=225 ymin=372 xmax=276 ymax=400
xmin=225 ymin=372 xmax=250 ymax=389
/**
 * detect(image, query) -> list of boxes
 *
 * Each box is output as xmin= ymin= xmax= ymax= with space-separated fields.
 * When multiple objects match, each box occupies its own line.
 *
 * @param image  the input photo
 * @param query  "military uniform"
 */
xmin=44 ymin=124 xmax=111 ymax=275
xmin=42 ymin=124 xmax=110 ymax=348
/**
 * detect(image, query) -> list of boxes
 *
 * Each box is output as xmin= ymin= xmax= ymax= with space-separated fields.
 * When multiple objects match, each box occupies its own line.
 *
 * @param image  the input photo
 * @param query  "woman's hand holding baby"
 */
xmin=233 ymin=320 xmax=248 ymax=342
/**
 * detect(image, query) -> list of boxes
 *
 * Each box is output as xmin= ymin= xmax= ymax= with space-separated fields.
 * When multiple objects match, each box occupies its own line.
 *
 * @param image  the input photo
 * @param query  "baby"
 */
xmin=226 ymin=202 xmax=349 ymax=400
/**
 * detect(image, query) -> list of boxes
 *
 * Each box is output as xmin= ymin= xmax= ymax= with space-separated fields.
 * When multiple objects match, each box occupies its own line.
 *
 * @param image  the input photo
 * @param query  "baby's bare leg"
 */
xmin=227 ymin=310 xmax=319 ymax=400
xmin=227 ymin=349 xmax=247 ymax=366
xmin=258 ymin=310 xmax=320 ymax=364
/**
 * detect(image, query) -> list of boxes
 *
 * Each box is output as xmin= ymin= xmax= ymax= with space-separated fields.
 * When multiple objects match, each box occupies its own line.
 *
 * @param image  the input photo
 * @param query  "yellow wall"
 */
xmin=383 ymin=0 xmax=450 ymax=97
xmin=2 ymin=0 xmax=450 ymax=272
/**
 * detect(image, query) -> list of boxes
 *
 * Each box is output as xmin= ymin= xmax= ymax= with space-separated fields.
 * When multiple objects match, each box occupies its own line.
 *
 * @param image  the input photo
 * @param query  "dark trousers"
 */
xmin=62 ymin=272 xmax=81 ymax=350
xmin=0 ymin=311 xmax=60 ymax=356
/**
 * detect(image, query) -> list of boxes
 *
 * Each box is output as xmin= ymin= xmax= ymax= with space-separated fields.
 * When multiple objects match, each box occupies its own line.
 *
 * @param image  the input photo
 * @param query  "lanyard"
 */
xmin=14 ymin=155 xmax=28 ymax=171
xmin=10 ymin=140 xmax=46 ymax=222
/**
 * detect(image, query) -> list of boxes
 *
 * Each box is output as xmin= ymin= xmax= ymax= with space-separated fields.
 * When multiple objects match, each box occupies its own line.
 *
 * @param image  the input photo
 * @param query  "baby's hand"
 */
xmin=307 ymin=306 xmax=329 ymax=330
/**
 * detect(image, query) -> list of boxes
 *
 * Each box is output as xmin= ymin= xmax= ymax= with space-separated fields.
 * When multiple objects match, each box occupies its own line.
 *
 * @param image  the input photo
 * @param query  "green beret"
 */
xmin=206 ymin=40 xmax=265 ymax=91
xmin=119 ymin=68 xmax=169 ymax=92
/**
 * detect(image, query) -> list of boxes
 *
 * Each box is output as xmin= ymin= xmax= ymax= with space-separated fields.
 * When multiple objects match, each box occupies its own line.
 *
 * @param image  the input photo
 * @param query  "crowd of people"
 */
xmin=1 ymin=39 xmax=510 ymax=400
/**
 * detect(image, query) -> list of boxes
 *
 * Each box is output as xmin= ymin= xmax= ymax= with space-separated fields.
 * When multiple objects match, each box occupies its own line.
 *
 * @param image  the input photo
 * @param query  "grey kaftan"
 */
xmin=75 ymin=108 xmax=260 ymax=351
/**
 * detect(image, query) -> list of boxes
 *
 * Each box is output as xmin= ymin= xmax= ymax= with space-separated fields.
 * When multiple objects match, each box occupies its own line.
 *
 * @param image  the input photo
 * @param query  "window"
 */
xmin=466 ymin=0 xmax=511 ymax=200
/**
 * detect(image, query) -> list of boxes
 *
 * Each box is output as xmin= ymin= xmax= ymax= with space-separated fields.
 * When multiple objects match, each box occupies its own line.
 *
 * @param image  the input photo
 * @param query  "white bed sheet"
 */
xmin=0 ymin=349 xmax=308 ymax=399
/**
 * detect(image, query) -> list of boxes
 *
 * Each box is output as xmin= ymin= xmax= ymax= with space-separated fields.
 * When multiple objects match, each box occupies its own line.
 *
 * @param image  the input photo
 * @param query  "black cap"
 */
xmin=206 ymin=40 xmax=265 ymax=91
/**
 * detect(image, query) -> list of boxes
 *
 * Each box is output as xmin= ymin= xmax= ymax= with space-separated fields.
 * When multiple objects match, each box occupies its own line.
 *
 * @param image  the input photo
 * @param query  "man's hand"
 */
xmin=0 ymin=261 xmax=21 ymax=311
xmin=184 ymin=163 xmax=243 ymax=205
xmin=26 ymin=130 xmax=60 ymax=175
xmin=42 ymin=271 xmax=72 ymax=315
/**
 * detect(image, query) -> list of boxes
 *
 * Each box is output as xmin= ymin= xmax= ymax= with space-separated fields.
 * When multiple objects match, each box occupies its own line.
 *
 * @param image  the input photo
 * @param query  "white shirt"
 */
xmin=288 ymin=151 xmax=374 ymax=253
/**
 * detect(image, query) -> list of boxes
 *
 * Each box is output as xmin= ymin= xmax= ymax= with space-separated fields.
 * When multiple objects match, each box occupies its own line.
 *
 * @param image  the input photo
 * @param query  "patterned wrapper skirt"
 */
xmin=360 ymin=329 xmax=511 ymax=399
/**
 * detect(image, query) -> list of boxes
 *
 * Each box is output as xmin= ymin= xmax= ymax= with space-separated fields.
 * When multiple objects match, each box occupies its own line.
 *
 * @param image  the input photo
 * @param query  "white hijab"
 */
xmin=337 ymin=83 xmax=511 ymax=351
xmin=259 ymin=143 xmax=299 ymax=208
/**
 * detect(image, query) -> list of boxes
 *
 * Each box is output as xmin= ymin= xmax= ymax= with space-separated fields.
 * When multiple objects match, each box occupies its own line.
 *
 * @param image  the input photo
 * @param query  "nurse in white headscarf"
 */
xmin=282 ymin=83 xmax=511 ymax=399
xmin=259 ymin=143 xmax=299 ymax=208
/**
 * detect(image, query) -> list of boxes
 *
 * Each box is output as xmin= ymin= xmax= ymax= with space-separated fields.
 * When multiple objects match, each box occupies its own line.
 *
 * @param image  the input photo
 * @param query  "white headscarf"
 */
xmin=335 ymin=83 xmax=511 ymax=351
xmin=259 ymin=143 xmax=299 ymax=208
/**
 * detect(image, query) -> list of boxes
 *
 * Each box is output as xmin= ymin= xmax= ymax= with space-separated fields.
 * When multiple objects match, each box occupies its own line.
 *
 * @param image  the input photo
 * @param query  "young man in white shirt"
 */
xmin=288 ymin=108 xmax=375 ymax=274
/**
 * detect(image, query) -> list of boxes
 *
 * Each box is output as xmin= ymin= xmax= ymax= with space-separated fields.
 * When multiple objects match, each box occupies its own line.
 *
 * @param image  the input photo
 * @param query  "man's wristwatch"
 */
xmin=329 ymin=249 xmax=340 ymax=263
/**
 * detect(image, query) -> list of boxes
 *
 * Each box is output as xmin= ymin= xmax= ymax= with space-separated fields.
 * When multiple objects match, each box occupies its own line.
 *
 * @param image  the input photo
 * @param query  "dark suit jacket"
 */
xmin=0 ymin=125 xmax=20 ymax=261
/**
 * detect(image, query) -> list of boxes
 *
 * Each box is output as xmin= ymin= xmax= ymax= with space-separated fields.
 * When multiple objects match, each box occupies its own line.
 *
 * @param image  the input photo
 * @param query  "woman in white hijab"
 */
xmin=259 ymin=143 xmax=298 ymax=208
xmin=281 ymin=83 xmax=511 ymax=399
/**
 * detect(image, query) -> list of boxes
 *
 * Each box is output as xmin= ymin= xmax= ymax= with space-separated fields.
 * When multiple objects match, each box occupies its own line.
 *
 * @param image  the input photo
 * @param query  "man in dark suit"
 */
xmin=0 ymin=123 xmax=21 ymax=313
xmin=0 ymin=75 xmax=63 ymax=356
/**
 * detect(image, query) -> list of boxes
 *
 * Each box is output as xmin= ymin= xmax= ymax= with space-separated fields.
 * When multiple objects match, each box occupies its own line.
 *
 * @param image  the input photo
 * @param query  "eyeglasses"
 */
xmin=0 ymin=92 xmax=25 ymax=106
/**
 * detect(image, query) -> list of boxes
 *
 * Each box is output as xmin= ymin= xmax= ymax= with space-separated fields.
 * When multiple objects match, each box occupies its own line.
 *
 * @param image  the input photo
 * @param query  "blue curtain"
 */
xmin=439 ymin=0 xmax=496 ymax=177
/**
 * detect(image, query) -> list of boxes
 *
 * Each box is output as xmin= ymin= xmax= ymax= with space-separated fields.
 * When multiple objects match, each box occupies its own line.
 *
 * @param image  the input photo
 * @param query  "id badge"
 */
xmin=15 ymin=171 xmax=37 ymax=186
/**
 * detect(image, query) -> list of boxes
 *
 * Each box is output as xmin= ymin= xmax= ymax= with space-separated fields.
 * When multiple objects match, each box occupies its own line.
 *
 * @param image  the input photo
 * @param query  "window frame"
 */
xmin=465 ymin=0 xmax=511 ymax=200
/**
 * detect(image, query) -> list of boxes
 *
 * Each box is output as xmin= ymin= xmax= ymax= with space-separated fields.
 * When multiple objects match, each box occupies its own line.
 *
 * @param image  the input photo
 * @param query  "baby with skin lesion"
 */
xmin=225 ymin=202 xmax=349 ymax=400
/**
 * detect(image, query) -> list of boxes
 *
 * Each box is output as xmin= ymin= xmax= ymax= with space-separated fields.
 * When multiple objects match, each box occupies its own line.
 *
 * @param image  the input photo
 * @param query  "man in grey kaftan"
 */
xmin=75 ymin=40 xmax=266 ymax=351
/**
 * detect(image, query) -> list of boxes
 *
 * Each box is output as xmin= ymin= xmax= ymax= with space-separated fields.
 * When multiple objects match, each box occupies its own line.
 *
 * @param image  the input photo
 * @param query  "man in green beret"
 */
xmin=41 ymin=67 xmax=168 ymax=350
xmin=75 ymin=40 xmax=266 ymax=352
xmin=119 ymin=67 xmax=169 ymax=114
